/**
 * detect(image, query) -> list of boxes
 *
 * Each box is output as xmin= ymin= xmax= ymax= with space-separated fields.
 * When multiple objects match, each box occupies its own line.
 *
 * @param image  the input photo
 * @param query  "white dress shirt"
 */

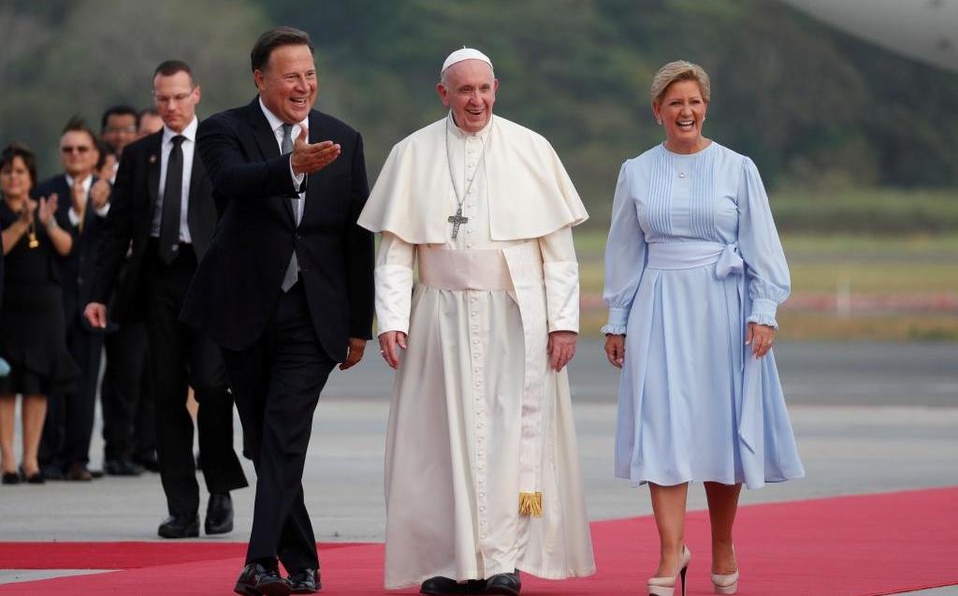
xmin=259 ymin=97 xmax=307 ymax=223
xmin=150 ymin=117 xmax=197 ymax=243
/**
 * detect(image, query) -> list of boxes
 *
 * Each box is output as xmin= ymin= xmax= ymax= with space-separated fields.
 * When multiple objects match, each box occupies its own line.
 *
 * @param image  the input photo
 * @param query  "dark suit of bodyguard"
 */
xmin=87 ymin=61 xmax=247 ymax=539
xmin=179 ymin=27 xmax=374 ymax=594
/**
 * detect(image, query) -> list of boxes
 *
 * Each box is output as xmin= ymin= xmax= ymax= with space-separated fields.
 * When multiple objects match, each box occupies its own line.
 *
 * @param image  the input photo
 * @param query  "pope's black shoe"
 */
xmin=288 ymin=568 xmax=321 ymax=594
xmin=157 ymin=514 xmax=199 ymax=538
xmin=485 ymin=570 xmax=521 ymax=595
xmin=205 ymin=493 xmax=234 ymax=535
xmin=420 ymin=576 xmax=486 ymax=595
xmin=234 ymin=562 xmax=292 ymax=596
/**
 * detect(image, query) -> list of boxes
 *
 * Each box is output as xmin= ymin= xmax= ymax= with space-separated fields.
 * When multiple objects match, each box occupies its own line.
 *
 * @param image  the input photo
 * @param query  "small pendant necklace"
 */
xmin=445 ymin=117 xmax=490 ymax=239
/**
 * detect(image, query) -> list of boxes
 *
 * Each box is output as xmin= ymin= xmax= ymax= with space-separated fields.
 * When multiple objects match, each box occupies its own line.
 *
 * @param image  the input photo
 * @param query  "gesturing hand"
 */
xmin=290 ymin=126 xmax=341 ymax=175
xmin=90 ymin=179 xmax=111 ymax=210
xmin=18 ymin=198 xmax=36 ymax=226
xmin=745 ymin=322 xmax=776 ymax=359
xmin=378 ymin=330 xmax=407 ymax=370
xmin=604 ymin=334 xmax=625 ymax=369
xmin=339 ymin=337 xmax=367 ymax=370
xmin=548 ymin=331 xmax=577 ymax=372
xmin=37 ymin=193 xmax=59 ymax=227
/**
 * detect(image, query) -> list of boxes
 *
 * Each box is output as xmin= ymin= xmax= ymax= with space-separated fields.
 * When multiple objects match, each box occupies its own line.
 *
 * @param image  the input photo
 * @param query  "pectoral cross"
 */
xmin=448 ymin=207 xmax=469 ymax=239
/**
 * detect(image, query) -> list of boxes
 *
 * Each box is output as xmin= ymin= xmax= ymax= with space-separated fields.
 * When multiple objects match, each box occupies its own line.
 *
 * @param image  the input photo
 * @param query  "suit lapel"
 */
xmin=245 ymin=99 xmax=295 ymax=225
xmin=147 ymin=132 xmax=162 ymax=218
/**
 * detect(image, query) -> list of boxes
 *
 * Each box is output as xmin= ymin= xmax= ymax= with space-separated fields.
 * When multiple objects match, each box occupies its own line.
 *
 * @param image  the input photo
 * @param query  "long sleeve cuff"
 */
xmin=374 ymin=264 xmax=413 ymax=334
xmin=543 ymin=261 xmax=579 ymax=333
xmin=289 ymin=156 xmax=305 ymax=193
xmin=602 ymin=307 xmax=630 ymax=335
xmin=747 ymin=297 xmax=779 ymax=329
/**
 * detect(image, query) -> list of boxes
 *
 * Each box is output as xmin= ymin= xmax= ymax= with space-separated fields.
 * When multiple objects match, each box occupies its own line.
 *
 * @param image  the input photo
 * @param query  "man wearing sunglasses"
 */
xmin=34 ymin=118 xmax=107 ymax=482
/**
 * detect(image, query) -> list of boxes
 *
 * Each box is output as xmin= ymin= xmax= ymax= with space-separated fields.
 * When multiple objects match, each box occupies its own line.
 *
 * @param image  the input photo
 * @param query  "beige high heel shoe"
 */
xmin=711 ymin=545 xmax=739 ymax=594
xmin=648 ymin=545 xmax=691 ymax=596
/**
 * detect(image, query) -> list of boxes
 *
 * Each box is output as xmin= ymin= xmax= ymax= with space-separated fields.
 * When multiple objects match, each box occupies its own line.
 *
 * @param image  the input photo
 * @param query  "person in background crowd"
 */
xmin=137 ymin=108 xmax=164 ymax=140
xmin=35 ymin=118 xmax=107 ymax=482
xmin=0 ymin=143 xmax=77 ymax=486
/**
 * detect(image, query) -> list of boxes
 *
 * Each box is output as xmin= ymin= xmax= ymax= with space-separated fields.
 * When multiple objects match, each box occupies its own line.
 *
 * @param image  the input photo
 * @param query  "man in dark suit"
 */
xmin=180 ymin=27 xmax=374 ymax=596
xmin=86 ymin=60 xmax=247 ymax=539
xmin=35 ymin=119 xmax=107 ymax=482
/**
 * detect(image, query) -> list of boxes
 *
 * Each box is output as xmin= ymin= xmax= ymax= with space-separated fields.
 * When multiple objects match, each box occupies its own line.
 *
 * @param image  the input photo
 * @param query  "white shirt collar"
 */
xmin=446 ymin=110 xmax=494 ymax=141
xmin=64 ymin=172 xmax=93 ymax=191
xmin=259 ymin=97 xmax=308 ymax=135
xmin=163 ymin=117 xmax=198 ymax=145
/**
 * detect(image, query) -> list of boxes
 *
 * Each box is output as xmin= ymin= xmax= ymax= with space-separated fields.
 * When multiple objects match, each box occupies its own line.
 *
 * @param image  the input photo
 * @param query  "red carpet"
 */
xmin=2 ymin=487 xmax=956 ymax=595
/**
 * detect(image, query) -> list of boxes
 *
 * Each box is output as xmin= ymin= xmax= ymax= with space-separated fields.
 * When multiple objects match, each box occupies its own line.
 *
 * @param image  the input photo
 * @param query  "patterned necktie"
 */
xmin=281 ymin=123 xmax=300 ymax=291
xmin=158 ymin=135 xmax=185 ymax=264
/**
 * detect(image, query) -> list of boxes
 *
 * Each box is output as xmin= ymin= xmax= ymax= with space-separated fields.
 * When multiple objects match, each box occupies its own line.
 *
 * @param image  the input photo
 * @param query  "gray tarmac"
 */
xmin=2 ymin=340 xmax=957 ymax=594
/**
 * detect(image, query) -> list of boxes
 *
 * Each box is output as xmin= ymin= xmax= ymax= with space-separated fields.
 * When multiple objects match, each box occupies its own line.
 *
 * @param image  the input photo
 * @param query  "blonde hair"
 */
xmin=650 ymin=60 xmax=711 ymax=105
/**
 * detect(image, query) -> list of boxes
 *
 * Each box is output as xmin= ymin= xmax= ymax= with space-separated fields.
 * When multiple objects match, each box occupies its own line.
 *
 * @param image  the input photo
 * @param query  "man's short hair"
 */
xmin=153 ymin=59 xmax=195 ymax=84
xmin=62 ymin=116 xmax=99 ymax=147
xmin=250 ymin=26 xmax=314 ymax=72
xmin=137 ymin=107 xmax=160 ymax=127
xmin=100 ymin=105 xmax=138 ymax=132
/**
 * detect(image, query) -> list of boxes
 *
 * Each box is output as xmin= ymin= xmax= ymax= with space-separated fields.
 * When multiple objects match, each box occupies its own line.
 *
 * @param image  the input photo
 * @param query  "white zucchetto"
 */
xmin=440 ymin=48 xmax=493 ymax=76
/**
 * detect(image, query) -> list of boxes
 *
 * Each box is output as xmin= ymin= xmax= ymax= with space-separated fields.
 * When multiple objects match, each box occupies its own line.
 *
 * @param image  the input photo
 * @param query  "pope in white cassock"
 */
xmin=358 ymin=49 xmax=596 ymax=595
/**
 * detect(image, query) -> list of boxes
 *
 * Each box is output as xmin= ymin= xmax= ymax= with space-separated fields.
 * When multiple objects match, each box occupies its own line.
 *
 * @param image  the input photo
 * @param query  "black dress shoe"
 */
xmin=420 ymin=576 xmax=486 ymax=595
xmin=133 ymin=452 xmax=160 ymax=473
xmin=235 ymin=562 xmax=292 ymax=596
xmin=104 ymin=457 xmax=142 ymax=477
xmin=288 ymin=568 xmax=321 ymax=594
xmin=157 ymin=514 xmax=199 ymax=538
xmin=40 ymin=464 xmax=63 ymax=481
xmin=205 ymin=493 xmax=234 ymax=535
xmin=485 ymin=570 xmax=520 ymax=596
xmin=1 ymin=471 xmax=19 ymax=485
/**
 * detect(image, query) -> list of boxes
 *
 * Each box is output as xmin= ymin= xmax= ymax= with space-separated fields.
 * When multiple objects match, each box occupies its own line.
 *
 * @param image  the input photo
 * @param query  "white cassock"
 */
xmin=358 ymin=113 xmax=596 ymax=589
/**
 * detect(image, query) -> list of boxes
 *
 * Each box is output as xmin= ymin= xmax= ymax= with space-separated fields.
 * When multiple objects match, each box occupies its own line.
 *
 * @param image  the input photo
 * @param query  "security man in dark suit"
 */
xmin=179 ymin=27 xmax=374 ymax=596
xmin=86 ymin=60 xmax=247 ymax=539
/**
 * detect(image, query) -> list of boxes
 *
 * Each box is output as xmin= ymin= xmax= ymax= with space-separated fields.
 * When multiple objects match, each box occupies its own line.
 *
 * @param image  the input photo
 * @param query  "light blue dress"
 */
xmin=602 ymin=142 xmax=805 ymax=489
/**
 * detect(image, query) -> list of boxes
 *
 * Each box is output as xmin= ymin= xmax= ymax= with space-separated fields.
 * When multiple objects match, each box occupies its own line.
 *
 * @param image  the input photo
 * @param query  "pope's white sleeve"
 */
xmin=374 ymin=232 xmax=415 ymax=334
xmin=538 ymin=226 xmax=579 ymax=333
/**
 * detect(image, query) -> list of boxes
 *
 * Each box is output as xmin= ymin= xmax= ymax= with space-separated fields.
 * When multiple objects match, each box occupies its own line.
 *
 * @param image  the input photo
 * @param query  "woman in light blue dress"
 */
xmin=602 ymin=61 xmax=804 ymax=596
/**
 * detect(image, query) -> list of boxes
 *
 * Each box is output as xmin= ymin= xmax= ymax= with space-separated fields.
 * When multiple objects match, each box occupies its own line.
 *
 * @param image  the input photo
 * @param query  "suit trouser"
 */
xmin=145 ymin=244 xmax=247 ymax=516
xmin=101 ymin=322 xmax=150 ymax=461
xmin=221 ymin=282 xmax=336 ymax=571
xmin=39 ymin=317 xmax=103 ymax=470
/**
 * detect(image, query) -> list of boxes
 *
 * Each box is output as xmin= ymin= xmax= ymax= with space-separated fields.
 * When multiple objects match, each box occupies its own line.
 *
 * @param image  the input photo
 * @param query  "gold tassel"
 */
xmin=518 ymin=492 xmax=543 ymax=517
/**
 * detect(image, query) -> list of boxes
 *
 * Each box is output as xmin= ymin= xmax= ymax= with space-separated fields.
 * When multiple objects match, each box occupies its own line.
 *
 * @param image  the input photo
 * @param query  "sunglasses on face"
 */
xmin=61 ymin=145 xmax=92 ymax=154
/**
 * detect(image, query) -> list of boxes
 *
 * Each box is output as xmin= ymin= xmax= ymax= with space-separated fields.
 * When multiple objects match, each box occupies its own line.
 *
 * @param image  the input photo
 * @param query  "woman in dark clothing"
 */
xmin=0 ymin=143 xmax=77 ymax=484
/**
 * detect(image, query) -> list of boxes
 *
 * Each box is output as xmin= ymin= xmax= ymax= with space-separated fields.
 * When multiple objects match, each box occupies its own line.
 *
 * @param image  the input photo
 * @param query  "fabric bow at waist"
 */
xmin=647 ymin=240 xmax=743 ymax=278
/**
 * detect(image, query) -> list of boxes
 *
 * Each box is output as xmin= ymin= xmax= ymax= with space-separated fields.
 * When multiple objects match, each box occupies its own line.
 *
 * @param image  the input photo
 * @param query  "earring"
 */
xmin=656 ymin=119 xmax=662 ymax=125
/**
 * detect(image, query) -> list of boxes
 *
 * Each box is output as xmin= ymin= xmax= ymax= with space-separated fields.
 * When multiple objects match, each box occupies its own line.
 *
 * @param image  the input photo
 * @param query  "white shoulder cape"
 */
xmin=358 ymin=116 xmax=588 ymax=243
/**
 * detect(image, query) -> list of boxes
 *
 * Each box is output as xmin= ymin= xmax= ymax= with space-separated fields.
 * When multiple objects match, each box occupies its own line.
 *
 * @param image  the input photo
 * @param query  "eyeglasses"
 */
xmin=105 ymin=125 xmax=137 ymax=134
xmin=153 ymin=90 xmax=195 ymax=105
xmin=60 ymin=146 xmax=92 ymax=154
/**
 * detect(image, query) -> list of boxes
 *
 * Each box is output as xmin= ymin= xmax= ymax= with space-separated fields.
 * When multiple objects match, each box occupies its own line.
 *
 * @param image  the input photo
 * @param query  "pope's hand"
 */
xmin=378 ymin=330 xmax=407 ymax=370
xmin=339 ymin=337 xmax=366 ymax=370
xmin=548 ymin=330 xmax=577 ymax=372
xmin=604 ymin=333 xmax=625 ymax=369
xmin=290 ymin=126 xmax=341 ymax=175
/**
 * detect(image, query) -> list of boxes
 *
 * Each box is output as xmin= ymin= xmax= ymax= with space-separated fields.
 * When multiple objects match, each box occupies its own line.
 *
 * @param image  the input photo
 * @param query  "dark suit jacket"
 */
xmin=90 ymin=129 xmax=217 ymax=323
xmin=33 ymin=174 xmax=105 ymax=330
xmin=180 ymin=98 xmax=374 ymax=360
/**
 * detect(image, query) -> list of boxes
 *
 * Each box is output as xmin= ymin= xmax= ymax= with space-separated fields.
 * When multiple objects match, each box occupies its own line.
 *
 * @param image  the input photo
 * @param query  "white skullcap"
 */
xmin=441 ymin=47 xmax=493 ymax=76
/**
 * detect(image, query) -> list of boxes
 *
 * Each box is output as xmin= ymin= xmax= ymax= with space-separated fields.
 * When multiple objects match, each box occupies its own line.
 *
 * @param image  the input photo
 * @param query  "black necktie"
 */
xmin=159 ymin=135 xmax=185 ymax=264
